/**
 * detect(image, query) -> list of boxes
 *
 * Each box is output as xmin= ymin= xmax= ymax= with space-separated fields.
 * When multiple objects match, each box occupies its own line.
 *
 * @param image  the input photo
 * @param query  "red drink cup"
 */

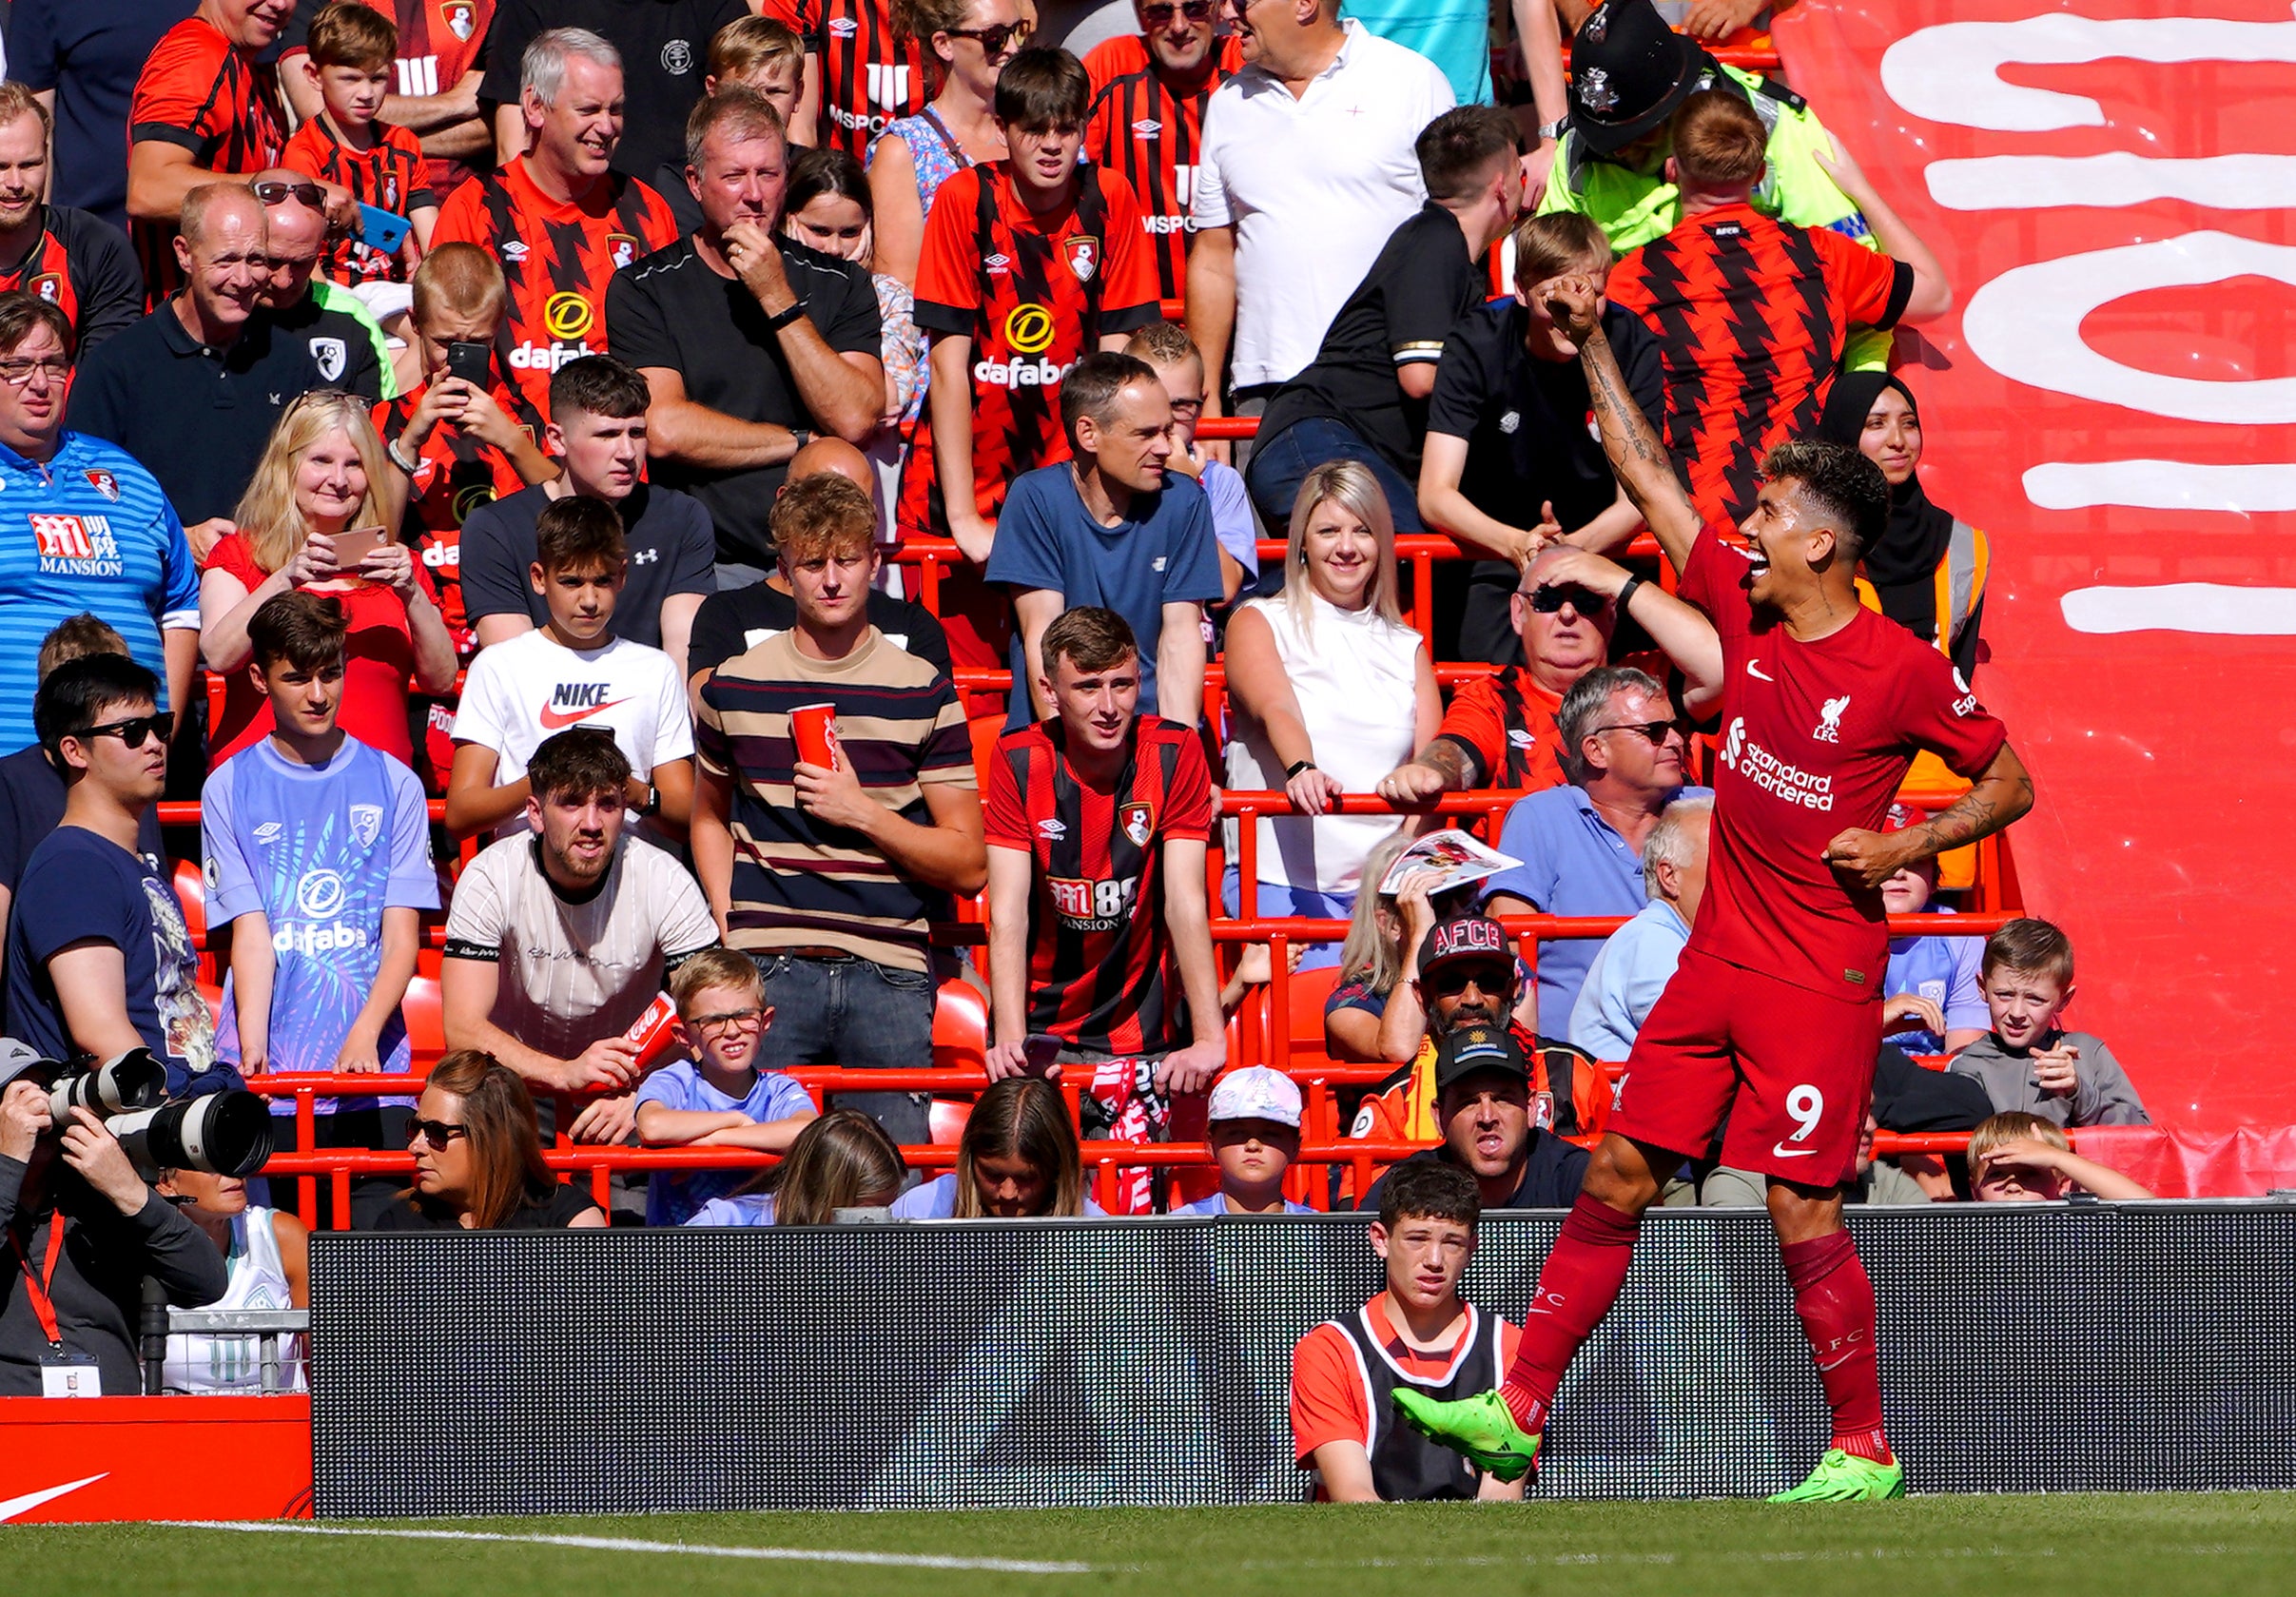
xmin=789 ymin=703 xmax=841 ymax=771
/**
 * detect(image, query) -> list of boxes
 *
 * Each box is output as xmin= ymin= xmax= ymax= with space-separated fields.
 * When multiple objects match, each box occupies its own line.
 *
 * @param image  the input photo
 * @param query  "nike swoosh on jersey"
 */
xmin=1745 ymin=660 xmax=1776 ymax=681
xmin=1769 ymin=1142 xmax=1817 ymax=1158
xmin=537 ymin=697 xmax=630 ymax=730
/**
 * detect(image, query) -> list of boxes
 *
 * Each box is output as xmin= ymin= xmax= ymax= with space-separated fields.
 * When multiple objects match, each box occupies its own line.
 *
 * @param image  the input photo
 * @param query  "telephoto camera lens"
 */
xmin=107 ymin=1089 xmax=275 ymax=1178
xmin=48 ymin=1046 xmax=165 ymax=1119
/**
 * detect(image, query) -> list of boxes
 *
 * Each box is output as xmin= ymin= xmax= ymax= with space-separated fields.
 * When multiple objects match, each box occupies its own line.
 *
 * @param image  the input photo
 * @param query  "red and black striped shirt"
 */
xmin=1083 ymin=58 xmax=1230 ymax=302
xmin=984 ymin=715 xmax=1214 ymax=1056
xmin=1607 ymin=202 xmax=1911 ymax=528
xmin=373 ymin=380 xmax=544 ymax=652
xmin=766 ymin=0 xmax=927 ymax=161
xmin=280 ymin=0 xmax=498 ymax=200
xmin=127 ymin=17 xmax=289 ymax=304
xmin=0 ymin=206 xmax=146 ymax=355
xmin=283 ymin=116 xmax=438 ymax=285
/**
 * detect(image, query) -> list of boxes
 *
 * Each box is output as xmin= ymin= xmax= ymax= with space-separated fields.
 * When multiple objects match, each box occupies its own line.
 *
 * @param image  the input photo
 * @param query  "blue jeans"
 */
xmin=750 ymin=952 xmax=935 ymax=1147
xmin=1243 ymin=416 xmax=1427 ymax=544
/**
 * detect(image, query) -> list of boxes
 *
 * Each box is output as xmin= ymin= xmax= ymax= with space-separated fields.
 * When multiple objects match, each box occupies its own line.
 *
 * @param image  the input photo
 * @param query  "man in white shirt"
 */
xmin=441 ymin=729 xmax=721 ymax=1145
xmin=1185 ymin=0 xmax=1452 ymax=446
xmin=446 ymin=496 xmax=694 ymax=845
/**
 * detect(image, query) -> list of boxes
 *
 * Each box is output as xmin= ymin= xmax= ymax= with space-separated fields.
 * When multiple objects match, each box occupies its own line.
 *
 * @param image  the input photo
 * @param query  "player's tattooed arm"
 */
xmin=1823 ymin=742 xmax=2035 ymax=886
xmin=1543 ymin=277 xmax=1701 ymax=575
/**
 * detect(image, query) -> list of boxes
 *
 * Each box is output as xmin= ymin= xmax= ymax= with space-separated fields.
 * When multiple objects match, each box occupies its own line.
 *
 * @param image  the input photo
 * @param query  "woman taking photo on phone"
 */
xmin=200 ymin=390 xmax=458 ymax=769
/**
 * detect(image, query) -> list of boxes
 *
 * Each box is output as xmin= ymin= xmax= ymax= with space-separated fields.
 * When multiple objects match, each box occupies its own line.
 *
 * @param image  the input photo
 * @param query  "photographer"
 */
xmin=0 ymin=1047 xmax=228 ymax=1397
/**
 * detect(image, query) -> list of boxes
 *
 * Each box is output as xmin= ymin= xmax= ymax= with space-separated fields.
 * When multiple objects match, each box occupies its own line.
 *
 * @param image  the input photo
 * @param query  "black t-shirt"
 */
xmin=689 ymin=581 xmax=952 ymax=685
xmin=606 ymin=234 xmax=882 ymax=565
xmin=66 ymin=305 xmax=329 ymax=525
xmin=479 ymin=0 xmax=748 ymax=182
xmin=457 ymin=480 xmax=718 ymax=646
xmin=267 ymin=288 xmax=385 ymax=400
xmin=652 ymin=158 xmax=701 ymax=238
xmin=1255 ymin=202 xmax=1481 ymax=479
xmin=360 ymin=1180 xmax=601 ymax=1230
xmin=1356 ymin=1139 xmax=1590 ymax=1214
xmin=7 ymin=0 xmax=197 ymax=230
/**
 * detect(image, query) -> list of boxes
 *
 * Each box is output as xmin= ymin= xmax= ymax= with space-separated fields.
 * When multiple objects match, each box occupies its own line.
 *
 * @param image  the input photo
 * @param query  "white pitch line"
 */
xmin=162 ymin=1521 xmax=1099 ymax=1574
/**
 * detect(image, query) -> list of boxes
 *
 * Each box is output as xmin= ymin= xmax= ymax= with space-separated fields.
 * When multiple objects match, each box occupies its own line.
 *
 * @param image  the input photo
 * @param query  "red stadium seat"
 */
xmin=930 ymin=977 xmax=987 ymax=1073
xmin=172 ymin=858 xmax=206 ymax=945
xmin=401 ymin=975 xmax=445 ymax=1068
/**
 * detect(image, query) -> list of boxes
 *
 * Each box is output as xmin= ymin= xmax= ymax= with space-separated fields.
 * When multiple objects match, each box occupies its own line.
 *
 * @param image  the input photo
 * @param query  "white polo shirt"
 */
xmin=1191 ymin=20 xmax=1454 ymax=390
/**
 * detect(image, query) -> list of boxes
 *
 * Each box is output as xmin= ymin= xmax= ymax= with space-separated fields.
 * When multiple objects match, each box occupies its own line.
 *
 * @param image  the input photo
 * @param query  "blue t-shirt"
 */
xmin=1883 ymin=908 xmax=1988 ymax=1055
xmin=1481 ymin=784 xmax=1712 ymax=1036
xmin=0 ymin=432 xmax=198 ymax=753
xmin=1568 ymin=898 xmax=1691 ymax=1062
xmin=1342 ymin=0 xmax=1491 ymax=106
xmin=1168 ymin=1192 xmax=1316 ymax=1216
xmin=983 ymin=463 xmax=1224 ymax=730
xmin=1201 ymin=458 xmax=1258 ymax=598
xmin=6 ymin=825 xmax=233 ymax=1098
xmin=202 ymin=737 xmax=438 ymax=1113
xmin=888 ymin=1171 xmax=1110 ymax=1218
xmin=682 ymin=1192 xmax=779 ymax=1227
xmin=634 ymin=1060 xmax=817 ymax=1224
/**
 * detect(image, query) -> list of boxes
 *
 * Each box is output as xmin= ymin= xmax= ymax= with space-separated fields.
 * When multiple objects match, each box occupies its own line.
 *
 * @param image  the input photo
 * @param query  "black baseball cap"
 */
xmin=1568 ymin=0 xmax=1712 ymax=155
xmin=1416 ymin=914 xmax=1515 ymax=985
xmin=1434 ymin=1024 xmax=1531 ymax=1093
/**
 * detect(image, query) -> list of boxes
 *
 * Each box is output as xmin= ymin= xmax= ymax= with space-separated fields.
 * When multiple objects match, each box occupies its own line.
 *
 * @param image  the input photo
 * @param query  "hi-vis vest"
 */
xmin=1853 ymin=518 xmax=1990 ymax=657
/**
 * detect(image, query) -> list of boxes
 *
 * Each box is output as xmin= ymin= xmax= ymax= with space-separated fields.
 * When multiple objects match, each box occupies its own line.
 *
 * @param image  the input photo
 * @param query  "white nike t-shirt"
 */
xmin=453 ymin=630 xmax=694 ymax=840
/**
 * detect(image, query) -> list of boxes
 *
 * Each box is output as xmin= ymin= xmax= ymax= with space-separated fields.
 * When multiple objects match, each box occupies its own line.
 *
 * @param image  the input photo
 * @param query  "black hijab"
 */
xmin=1819 ymin=371 xmax=1958 ymax=645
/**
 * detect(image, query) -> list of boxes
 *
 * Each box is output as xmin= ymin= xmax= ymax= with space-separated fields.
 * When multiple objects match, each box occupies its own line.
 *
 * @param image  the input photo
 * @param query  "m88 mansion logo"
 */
xmin=29 ymin=512 xmax=124 ymax=576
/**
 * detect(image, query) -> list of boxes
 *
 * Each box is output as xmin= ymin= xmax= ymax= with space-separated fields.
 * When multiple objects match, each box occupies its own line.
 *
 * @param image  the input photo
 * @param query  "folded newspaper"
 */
xmin=1376 ymin=828 xmax=1521 ymax=896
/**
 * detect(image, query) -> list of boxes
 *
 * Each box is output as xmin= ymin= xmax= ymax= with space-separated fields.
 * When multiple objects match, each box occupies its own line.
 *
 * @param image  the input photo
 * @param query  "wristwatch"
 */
xmin=1285 ymin=759 xmax=1317 ymax=779
xmin=1538 ymin=117 xmax=1570 ymax=143
xmin=788 ymin=427 xmax=814 ymax=453
xmin=763 ymin=300 xmax=807 ymax=333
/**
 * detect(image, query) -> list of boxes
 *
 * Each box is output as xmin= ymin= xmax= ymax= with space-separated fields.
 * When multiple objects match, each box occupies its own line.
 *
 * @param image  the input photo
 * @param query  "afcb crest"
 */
xmin=1063 ymin=235 xmax=1099 ymax=283
xmin=350 ymin=804 xmax=383 ymax=850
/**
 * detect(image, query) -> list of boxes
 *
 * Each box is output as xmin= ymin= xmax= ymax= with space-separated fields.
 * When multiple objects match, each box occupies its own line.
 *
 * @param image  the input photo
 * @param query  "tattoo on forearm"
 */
xmin=1914 ymin=771 xmax=2034 ymax=855
xmin=1585 ymin=332 xmax=1674 ymax=486
xmin=1417 ymin=739 xmax=1476 ymax=789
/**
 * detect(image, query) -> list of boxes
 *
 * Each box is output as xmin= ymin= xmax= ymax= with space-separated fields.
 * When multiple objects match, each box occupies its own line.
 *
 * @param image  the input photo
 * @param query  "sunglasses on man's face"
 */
xmin=73 ymin=712 xmax=170 ymax=750
xmin=407 ymin=1118 xmax=470 ymax=1152
xmin=1140 ymin=0 xmax=1215 ymax=24
xmin=1427 ymin=962 xmax=1512 ymax=998
xmin=251 ymin=180 xmax=326 ymax=209
xmin=1528 ymin=582 xmax=1607 ymax=615
xmin=1593 ymin=720 xmax=1682 ymax=748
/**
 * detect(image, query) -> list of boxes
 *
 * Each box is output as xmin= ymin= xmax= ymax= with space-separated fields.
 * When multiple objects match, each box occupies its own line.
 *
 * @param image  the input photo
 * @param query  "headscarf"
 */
xmin=1819 ymin=371 xmax=1958 ymax=646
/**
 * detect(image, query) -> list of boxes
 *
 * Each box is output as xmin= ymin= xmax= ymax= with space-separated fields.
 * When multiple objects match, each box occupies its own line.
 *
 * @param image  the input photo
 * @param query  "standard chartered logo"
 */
xmin=1718 ymin=716 xmax=1836 ymax=811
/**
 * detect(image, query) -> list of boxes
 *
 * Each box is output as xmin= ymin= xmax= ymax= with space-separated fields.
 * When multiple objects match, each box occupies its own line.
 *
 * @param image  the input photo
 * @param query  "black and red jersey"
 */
xmin=1080 ymin=30 xmax=1243 ymax=94
xmin=984 ymin=715 xmax=1214 ymax=1056
xmin=373 ymin=380 xmax=543 ymax=653
xmin=280 ymin=0 xmax=497 ymax=199
xmin=0 ymin=206 xmax=146 ymax=355
xmin=127 ymin=17 xmax=289 ymax=304
xmin=283 ymin=117 xmax=438 ymax=285
xmin=1607 ymin=202 xmax=1912 ymax=528
xmin=430 ymin=158 xmax=680 ymax=424
xmin=764 ymin=0 xmax=927 ymax=161
xmin=1083 ymin=58 xmax=1229 ymax=302
xmin=898 ymin=162 xmax=1160 ymax=536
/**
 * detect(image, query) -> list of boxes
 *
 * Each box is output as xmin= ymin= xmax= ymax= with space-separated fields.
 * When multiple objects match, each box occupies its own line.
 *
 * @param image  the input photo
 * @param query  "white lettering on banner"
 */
xmin=1880 ymin=15 xmax=2296 ymax=131
xmin=2023 ymin=461 xmax=2296 ymax=513
xmin=1961 ymin=232 xmax=2296 ymax=424
xmin=1927 ymin=153 xmax=2296 ymax=211
xmin=1717 ymin=717 xmax=1835 ymax=810
xmin=2060 ymin=583 xmax=2296 ymax=636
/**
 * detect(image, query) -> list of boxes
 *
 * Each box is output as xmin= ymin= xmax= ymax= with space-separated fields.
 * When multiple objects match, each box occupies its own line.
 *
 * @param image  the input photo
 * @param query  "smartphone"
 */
xmin=329 ymin=526 xmax=388 ymax=570
xmin=443 ymin=340 xmax=493 ymax=390
xmin=1022 ymin=1033 xmax=1064 ymax=1074
xmin=357 ymin=203 xmax=412 ymax=255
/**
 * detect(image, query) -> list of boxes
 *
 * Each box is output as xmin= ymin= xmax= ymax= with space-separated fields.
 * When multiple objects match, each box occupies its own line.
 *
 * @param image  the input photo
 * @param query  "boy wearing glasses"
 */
xmin=202 ymin=591 xmax=438 ymax=1156
xmin=6 ymin=655 xmax=234 ymax=1099
xmin=633 ymin=946 xmax=816 ymax=1224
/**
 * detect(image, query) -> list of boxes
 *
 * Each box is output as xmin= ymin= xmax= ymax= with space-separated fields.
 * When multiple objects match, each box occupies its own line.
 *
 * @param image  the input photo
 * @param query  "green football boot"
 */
xmin=1389 ymin=1389 xmax=1543 ymax=1483
xmin=1768 ymin=1449 xmax=1906 ymax=1502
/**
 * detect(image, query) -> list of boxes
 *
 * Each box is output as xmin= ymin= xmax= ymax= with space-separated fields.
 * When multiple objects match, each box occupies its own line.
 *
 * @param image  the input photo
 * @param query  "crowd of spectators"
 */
xmin=0 ymin=0 xmax=2163 ymax=1488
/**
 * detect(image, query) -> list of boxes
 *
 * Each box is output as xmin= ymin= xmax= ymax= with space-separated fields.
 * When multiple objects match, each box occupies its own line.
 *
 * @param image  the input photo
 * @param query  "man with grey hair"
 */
xmin=435 ymin=27 xmax=681 ymax=424
xmin=608 ymin=88 xmax=885 ymax=582
xmin=69 ymin=184 xmax=337 ymax=555
xmin=1569 ymin=795 xmax=1711 ymax=1061
xmin=481 ymin=0 xmax=749 ymax=182
xmin=1481 ymin=662 xmax=1712 ymax=1036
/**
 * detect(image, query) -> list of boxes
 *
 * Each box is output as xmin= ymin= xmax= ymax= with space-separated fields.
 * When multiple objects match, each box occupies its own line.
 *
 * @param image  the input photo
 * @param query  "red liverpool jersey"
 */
xmin=1678 ymin=524 xmax=2006 ymax=1000
xmin=283 ymin=117 xmax=437 ymax=285
xmin=1607 ymin=202 xmax=1912 ymax=529
xmin=984 ymin=715 xmax=1214 ymax=1055
xmin=1084 ymin=58 xmax=1229 ymax=302
xmin=763 ymin=0 xmax=927 ymax=160
xmin=430 ymin=158 xmax=679 ymax=423
xmin=899 ymin=163 xmax=1160 ymax=536
xmin=128 ymin=17 xmax=288 ymax=304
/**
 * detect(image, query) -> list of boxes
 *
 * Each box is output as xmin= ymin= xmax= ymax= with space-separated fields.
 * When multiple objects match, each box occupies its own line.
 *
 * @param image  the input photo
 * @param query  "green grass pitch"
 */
xmin=10 ymin=1496 xmax=2295 ymax=1597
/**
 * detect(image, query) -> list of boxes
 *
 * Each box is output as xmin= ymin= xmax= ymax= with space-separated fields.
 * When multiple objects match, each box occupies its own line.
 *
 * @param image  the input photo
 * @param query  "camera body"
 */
xmin=29 ymin=1045 xmax=275 ymax=1179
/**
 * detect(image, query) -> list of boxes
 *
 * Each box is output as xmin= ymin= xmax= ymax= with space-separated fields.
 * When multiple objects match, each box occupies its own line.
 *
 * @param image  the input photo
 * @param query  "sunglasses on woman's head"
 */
xmin=73 ymin=712 xmax=170 ymax=750
xmin=407 ymin=1118 xmax=469 ymax=1152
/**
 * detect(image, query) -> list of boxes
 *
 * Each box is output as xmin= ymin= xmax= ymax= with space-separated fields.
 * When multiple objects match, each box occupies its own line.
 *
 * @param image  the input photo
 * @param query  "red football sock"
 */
xmin=1497 ymin=1193 xmax=1642 ymax=1432
xmin=1780 ymin=1229 xmax=1891 ymax=1463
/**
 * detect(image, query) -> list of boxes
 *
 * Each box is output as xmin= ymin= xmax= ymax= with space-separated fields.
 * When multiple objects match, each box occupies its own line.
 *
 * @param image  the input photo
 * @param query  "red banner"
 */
xmin=0 ymin=1397 xmax=311 ymax=1523
xmin=1776 ymin=0 xmax=2296 ymax=1126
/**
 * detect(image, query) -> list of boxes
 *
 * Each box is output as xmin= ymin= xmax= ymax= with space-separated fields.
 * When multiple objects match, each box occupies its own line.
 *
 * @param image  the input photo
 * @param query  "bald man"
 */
xmin=250 ymin=168 xmax=396 ymax=401
xmin=686 ymin=435 xmax=951 ymax=706
xmin=68 ymin=182 xmax=347 ymax=555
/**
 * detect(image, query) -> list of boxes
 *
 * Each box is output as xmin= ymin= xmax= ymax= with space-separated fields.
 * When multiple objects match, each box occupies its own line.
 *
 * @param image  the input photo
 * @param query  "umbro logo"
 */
xmin=1131 ymin=118 xmax=1162 ymax=138
xmin=1037 ymin=818 xmax=1067 ymax=839
xmin=829 ymin=16 xmax=858 ymax=35
xmin=984 ymin=253 xmax=1011 ymax=275
xmin=253 ymin=822 xmax=282 ymax=845
xmin=1508 ymin=729 xmax=1536 ymax=750
xmin=501 ymin=241 xmax=529 ymax=262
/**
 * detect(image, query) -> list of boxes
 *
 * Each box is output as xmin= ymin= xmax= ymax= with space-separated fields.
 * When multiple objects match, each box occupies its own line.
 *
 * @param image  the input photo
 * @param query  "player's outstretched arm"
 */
xmin=1544 ymin=278 xmax=1701 ymax=575
xmin=1823 ymin=741 xmax=2035 ymax=887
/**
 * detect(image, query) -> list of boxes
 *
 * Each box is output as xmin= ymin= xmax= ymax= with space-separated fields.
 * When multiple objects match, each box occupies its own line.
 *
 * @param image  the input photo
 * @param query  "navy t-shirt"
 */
xmin=983 ymin=464 xmax=1224 ymax=730
xmin=6 ymin=826 xmax=234 ymax=1098
xmin=0 ymin=747 xmax=165 ymax=1033
xmin=7 ymin=0 xmax=198 ymax=231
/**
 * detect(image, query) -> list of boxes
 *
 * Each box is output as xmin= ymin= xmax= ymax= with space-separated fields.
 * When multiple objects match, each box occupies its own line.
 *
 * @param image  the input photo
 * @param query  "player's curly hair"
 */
xmin=1761 ymin=438 xmax=1888 ymax=563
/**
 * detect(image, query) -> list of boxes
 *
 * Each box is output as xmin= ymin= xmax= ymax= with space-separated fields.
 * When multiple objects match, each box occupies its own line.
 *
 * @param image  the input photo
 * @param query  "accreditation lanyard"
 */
xmin=12 ymin=1220 xmax=68 ymax=1349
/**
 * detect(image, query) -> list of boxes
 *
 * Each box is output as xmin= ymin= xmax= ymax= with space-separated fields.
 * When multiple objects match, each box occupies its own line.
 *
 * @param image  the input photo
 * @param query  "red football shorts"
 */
xmin=1608 ymin=947 xmax=1884 ymax=1186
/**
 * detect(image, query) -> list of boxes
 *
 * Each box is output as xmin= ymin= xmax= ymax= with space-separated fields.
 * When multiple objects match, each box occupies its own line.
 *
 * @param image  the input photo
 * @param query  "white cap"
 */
xmin=1205 ymin=1065 xmax=1302 ymax=1129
